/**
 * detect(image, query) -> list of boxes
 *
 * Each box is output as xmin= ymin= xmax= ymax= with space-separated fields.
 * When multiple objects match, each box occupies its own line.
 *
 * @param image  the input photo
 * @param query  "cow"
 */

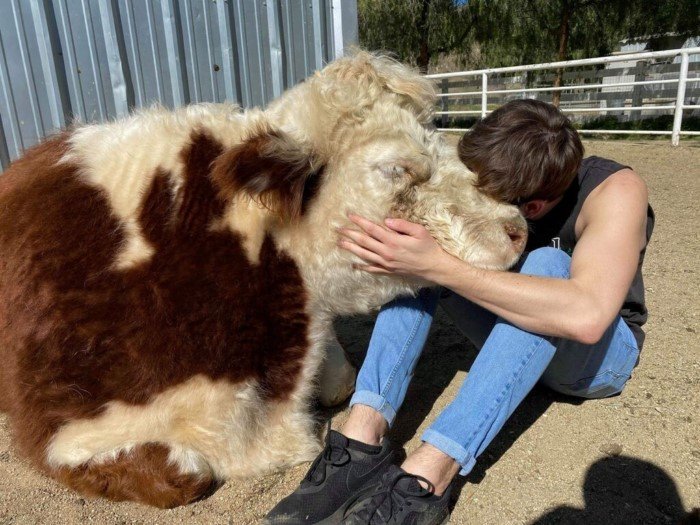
xmin=0 ymin=52 xmax=527 ymax=508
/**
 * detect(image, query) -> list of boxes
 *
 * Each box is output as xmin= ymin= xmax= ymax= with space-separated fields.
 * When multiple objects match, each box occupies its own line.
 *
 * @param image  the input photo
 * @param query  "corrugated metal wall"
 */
xmin=0 ymin=0 xmax=358 ymax=169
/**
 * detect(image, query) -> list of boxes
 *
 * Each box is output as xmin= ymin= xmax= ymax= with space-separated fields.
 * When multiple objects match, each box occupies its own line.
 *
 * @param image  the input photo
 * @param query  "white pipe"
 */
xmin=435 ymin=105 xmax=677 ymax=115
xmin=560 ymin=105 xmax=675 ymax=113
xmin=436 ymin=128 xmax=700 ymax=136
xmin=577 ymin=130 xmax=672 ymax=135
xmin=435 ymin=78 xmax=685 ymax=97
xmin=435 ymin=110 xmax=486 ymax=115
xmin=672 ymin=52 xmax=690 ymax=146
xmin=426 ymin=47 xmax=700 ymax=79
xmin=481 ymin=73 xmax=488 ymax=118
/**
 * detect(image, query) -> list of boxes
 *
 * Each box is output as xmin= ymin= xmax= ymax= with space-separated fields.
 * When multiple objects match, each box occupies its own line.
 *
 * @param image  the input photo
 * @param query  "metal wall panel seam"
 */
xmin=310 ymin=0 xmax=323 ymax=69
xmin=77 ymin=0 xmax=109 ymax=120
xmin=160 ymin=0 xmax=186 ymax=106
xmin=0 ymin=27 xmax=23 ymax=158
xmin=97 ymin=0 xmax=130 ymax=117
xmin=118 ymin=0 xmax=146 ymax=107
xmin=280 ymin=0 xmax=295 ymax=87
xmin=29 ymin=0 xmax=65 ymax=131
xmin=217 ymin=0 xmax=239 ymax=103
xmin=178 ymin=0 xmax=200 ymax=102
xmin=10 ymin=1 xmax=44 ymax=138
xmin=250 ymin=1 xmax=269 ymax=106
xmin=330 ymin=0 xmax=343 ymax=59
xmin=201 ymin=0 xmax=219 ymax=101
xmin=0 ymin=114 xmax=10 ymax=169
xmin=300 ymin=1 xmax=311 ymax=74
xmin=143 ymin=0 xmax=165 ymax=103
xmin=266 ymin=0 xmax=283 ymax=98
xmin=52 ymin=0 xmax=85 ymax=121
xmin=289 ymin=0 xmax=315 ymax=85
xmin=232 ymin=0 xmax=252 ymax=106
xmin=340 ymin=0 xmax=358 ymax=55
xmin=255 ymin=0 xmax=275 ymax=103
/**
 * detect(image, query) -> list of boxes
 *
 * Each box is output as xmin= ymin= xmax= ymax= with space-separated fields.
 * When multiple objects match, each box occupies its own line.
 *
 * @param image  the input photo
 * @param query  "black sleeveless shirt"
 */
xmin=525 ymin=156 xmax=655 ymax=350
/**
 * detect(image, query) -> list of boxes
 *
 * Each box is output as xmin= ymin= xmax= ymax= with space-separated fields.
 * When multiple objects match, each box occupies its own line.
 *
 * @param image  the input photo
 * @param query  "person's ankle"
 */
xmin=400 ymin=443 xmax=459 ymax=496
xmin=341 ymin=404 xmax=388 ymax=446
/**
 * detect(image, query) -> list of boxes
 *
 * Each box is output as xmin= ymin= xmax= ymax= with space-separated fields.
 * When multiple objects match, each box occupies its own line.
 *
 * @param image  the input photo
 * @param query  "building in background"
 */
xmin=0 ymin=0 xmax=358 ymax=170
xmin=601 ymin=34 xmax=700 ymax=120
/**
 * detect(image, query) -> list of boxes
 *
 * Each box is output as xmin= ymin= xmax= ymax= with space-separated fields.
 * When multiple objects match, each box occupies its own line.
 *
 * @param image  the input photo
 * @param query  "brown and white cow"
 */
xmin=0 ymin=52 xmax=526 ymax=508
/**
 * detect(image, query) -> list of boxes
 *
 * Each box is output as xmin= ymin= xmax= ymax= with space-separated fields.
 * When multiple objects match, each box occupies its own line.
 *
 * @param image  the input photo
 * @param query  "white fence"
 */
xmin=426 ymin=47 xmax=700 ymax=146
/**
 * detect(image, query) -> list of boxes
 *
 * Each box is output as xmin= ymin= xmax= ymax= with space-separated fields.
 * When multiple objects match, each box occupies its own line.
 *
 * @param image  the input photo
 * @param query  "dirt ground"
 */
xmin=0 ymin=139 xmax=698 ymax=525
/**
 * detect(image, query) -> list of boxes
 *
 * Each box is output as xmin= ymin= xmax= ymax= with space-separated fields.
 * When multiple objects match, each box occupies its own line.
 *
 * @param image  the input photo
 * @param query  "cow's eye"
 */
xmin=379 ymin=164 xmax=407 ymax=179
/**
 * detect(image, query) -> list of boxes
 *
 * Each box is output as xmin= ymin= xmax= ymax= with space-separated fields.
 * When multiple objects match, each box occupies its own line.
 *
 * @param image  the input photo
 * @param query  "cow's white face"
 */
xmin=310 ymin=105 xmax=526 ymax=272
xmin=261 ymin=52 xmax=526 ymax=313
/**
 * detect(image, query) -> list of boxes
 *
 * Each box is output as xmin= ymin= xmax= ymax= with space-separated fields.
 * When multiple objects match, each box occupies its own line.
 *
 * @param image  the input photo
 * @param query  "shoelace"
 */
xmin=303 ymin=421 xmax=351 ymax=486
xmin=359 ymin=471 xmax=436 ymax=523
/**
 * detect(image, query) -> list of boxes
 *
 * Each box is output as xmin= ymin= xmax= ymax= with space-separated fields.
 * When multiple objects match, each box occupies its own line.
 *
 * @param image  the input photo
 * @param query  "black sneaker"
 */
xmin=341 ymin=465 xmax=451 ymax=525
xmin=263 ymin=427 xmax=394 ymax=524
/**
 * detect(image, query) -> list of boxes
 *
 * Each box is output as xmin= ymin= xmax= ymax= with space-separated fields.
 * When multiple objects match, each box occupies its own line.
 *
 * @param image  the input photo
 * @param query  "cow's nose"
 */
xmin=504 ymin=219 xmax=527 ymax=253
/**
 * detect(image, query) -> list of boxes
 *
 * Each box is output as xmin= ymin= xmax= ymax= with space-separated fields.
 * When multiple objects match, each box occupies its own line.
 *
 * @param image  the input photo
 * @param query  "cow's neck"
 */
xmin=272 ymin=226 xmax=423 ymax=318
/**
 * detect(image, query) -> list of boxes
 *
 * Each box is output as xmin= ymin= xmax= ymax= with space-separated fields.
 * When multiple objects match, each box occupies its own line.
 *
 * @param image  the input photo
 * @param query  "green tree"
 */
xmin=358 ymin=0 xmax=476 ymax=72
xmin=466 ymin=0 xmax=699 ymax=105
xmin=359 ymin=0 xmax=699 ymax=103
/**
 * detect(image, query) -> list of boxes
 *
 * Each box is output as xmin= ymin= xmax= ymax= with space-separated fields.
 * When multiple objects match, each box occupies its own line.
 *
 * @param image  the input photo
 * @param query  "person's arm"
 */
xmin=338 ymin=169 xmax=648 ymax=344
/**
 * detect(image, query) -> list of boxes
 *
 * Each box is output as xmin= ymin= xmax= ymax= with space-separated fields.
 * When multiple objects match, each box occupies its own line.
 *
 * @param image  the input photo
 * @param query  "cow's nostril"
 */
xmin=504 ymin=222 xmax=527 ymax=251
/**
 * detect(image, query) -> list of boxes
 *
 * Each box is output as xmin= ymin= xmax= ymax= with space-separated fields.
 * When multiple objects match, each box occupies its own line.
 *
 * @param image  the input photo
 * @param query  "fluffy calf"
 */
xmin=0 ymin=52 xmax=526 ymax=507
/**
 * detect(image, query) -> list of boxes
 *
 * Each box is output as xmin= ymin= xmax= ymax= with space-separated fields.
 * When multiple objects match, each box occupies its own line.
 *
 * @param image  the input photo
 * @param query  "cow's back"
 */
xmin=0 ymin=133 xmax=128 ymax=450
xmin=0 ymin=115 xmax=313 ymax=469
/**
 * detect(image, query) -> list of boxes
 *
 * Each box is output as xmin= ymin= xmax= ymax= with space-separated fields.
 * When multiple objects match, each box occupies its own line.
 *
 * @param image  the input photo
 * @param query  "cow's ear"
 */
xmin=212 ymin=127 xmax=324 ymax=221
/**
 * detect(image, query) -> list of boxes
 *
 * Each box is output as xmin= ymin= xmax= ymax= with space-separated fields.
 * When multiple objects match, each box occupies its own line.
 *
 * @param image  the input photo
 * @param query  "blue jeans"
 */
xmin=349 ymin=247 xmax=640 ymax=475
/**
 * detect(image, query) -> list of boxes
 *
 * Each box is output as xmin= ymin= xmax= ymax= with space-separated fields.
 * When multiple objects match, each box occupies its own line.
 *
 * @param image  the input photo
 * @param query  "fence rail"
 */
xmin=427 ymin=47 xmax=700 ymax=146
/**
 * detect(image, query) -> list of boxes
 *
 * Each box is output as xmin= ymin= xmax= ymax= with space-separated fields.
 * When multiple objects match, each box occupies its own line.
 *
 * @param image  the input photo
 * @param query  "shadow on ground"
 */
xmin=530 ymin=456 xmax=699 ymax=525
xmin=331 ymin=311 xmax=699 ymax=525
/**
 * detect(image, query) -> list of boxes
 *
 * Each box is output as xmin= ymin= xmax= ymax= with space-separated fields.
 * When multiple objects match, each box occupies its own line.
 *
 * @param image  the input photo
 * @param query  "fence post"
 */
xmin=630 ymin=59 xmax=647 ymax=122
xmin=441 ymin=79 xmax=448 ymax=128
xmin=481 ymin=73 xmax=488 ymax=118
xmin=672 ymin=52 xmax=689 ymax=146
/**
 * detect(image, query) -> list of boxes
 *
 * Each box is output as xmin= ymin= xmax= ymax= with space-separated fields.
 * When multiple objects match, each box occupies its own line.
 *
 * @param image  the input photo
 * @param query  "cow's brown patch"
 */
xmin=55 ymin=443 xmax=215 ymax=508
xmin=211 ymin=126 xmax=324 ymax=220
xmin=0 ymin=131 xmax=312 ymax=501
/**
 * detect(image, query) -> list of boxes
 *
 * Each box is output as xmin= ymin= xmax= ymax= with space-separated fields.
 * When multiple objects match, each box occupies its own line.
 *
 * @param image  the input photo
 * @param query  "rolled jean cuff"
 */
xmin=422 ymin=429 xmax=476 ymax=476
xmin=349 ymin=390 xmax=397 ymax=426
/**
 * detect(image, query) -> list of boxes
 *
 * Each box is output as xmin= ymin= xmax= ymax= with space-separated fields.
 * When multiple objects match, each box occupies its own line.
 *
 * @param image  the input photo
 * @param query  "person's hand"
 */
xmin=337 ymin=214 xmax=448 ymax=280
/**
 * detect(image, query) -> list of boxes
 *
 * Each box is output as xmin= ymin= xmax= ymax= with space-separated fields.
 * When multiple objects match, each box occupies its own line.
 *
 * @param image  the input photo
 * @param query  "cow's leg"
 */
xmin=246 ymin=400 xmax=321 ymax=473
xmin=245 ymin=321 xmax=342 ymax=472
xmin=317 ymin=334 xmax=357 ymax=407
xmin=53 ymin=443 xmax=215 ymax=508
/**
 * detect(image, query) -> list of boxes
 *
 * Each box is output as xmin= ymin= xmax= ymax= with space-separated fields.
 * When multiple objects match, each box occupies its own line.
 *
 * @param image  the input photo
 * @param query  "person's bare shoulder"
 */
xmin=578 ymin=168 xmax=648 ymax=248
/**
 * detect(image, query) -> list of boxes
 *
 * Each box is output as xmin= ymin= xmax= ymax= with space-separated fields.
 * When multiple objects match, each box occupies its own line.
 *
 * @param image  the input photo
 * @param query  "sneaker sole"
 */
xmin=312 ymin=482 xmax=382 ymax=525
xmin=261 ymin=482 xmax=381 ymax=525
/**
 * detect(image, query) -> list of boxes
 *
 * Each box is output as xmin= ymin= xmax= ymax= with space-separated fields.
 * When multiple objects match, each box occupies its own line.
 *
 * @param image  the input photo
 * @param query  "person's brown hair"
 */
xmin=458 ymin=99 xmax=584 ymax=204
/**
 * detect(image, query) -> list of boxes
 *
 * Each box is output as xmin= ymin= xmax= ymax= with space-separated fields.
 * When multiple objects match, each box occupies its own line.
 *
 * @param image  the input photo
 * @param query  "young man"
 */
xmin=264 ymin=100 xmax=654 ymax=525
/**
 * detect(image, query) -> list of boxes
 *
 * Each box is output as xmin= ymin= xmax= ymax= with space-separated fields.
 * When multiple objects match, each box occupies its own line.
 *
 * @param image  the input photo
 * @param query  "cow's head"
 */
xmin=213 ymin=52 xmax=527 ymax=314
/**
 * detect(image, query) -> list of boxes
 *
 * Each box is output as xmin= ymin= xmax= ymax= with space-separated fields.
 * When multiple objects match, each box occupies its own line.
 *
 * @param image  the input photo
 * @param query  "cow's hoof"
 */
xmin=317 ymin=340 xmax=356 ymax=407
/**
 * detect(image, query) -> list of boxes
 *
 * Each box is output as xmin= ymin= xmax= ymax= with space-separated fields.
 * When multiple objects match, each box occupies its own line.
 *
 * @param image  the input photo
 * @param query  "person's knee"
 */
xmin=520 ymin=247 xmax=570 ymax=278
xmin=544 ymin=370 xmax=627 ymax=399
